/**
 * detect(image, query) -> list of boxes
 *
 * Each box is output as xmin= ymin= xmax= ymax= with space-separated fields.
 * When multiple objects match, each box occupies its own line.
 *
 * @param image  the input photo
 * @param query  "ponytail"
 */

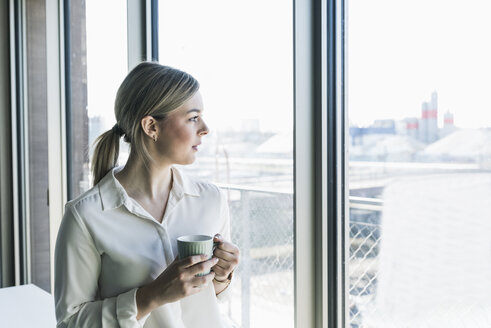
xmin=91 ymin=124 xmax=123 ymax=185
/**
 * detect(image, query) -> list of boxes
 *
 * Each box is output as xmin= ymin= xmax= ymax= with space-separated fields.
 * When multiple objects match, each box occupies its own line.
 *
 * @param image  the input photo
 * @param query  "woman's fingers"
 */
xmin=216 ymin=241 xmax=240 ymax=254
xmin=213 ymin=248 xmax=237 ymax=262
xmin=211 ymin=236 xmax=240 ymax=280
xmin=190 ymin=271 xmax=216 ymax=288
xmin=188 ymin=257 xmax=219 ymax=276
xmin=179 ymin=254 xmax=210 ymax=269
xmin=212 ymin=262 xmax=230 ymax=276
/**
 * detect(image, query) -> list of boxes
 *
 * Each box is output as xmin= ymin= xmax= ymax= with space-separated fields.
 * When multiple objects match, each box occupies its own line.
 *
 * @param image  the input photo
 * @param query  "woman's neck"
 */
xmin=115 ymin=152 xmax=173 ymax=201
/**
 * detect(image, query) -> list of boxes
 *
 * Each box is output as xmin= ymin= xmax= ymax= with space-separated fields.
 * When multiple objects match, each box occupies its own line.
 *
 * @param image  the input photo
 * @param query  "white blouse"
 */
xmin=54 ymin=166 xmax=234 ymax=328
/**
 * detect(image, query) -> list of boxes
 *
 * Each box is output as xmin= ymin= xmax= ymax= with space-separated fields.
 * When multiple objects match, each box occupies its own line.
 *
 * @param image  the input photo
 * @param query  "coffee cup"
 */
xmin=177 ymin=234 xmax=218 ymax=276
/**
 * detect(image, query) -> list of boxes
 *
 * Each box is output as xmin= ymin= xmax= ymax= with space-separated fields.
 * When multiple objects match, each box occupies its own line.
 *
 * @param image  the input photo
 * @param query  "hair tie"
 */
xmin=112 ymin=124 xmax=125 ymax=137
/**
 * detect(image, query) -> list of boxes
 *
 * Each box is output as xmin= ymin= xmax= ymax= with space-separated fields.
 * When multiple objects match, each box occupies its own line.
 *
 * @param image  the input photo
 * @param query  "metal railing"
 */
xmin=221 ymin=185 xmax=294 ymax=328
xmin=348 ymin=200 xmax=383 ymax=328
xmin=220 ymin=184 xmax=382 ymax=328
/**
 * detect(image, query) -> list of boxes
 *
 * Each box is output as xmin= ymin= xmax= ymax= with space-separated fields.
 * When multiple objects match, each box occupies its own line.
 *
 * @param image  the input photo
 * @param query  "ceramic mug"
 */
xmin=177 ymin=234 xmax=218 ymax=276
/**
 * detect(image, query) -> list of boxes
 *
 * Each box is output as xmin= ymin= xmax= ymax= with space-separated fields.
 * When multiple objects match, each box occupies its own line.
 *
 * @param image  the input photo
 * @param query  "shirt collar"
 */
xmin=170 ymin=166 xmax=201 ymax=198
xmin=98 ymin=165 xmax=200 ymax=212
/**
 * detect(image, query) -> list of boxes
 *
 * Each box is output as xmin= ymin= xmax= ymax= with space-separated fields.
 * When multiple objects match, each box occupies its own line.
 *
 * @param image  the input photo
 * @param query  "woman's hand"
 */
xmin=212 ymin=234 xmax=240 ymax=285
xmin=136 ymin=255 xmax=217 ymax=319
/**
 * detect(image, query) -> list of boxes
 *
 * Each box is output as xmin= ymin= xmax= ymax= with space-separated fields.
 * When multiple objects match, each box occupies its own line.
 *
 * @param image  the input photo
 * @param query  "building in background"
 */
xmin=420 ymin=91 xmax=439 ymax=143
xmin=441 ymin=111 xmax=456 ymax=137
xmin=348 ymin=92 xmax=462 ymax=162
xmin=349 ymin=119 xmax=396 ymax=146
xmin=404 ymin=117 xmax=419 ymax=140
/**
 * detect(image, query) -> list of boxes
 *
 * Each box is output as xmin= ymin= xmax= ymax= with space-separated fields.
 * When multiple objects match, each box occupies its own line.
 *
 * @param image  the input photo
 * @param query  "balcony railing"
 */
xmin=219 ymin=184 xmax=382 ymax=328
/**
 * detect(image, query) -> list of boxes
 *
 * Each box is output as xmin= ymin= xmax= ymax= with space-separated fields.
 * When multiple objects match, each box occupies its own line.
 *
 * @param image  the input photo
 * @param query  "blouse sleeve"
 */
xmin=54 ymin=205 xmax=149 ymax=328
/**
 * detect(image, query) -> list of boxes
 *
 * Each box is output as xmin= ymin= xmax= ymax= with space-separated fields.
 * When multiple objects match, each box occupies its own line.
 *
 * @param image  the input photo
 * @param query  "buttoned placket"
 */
xmin=155 ymin=188 xmax=185 ymax=266
xmin=122 ymin=185 xmax=186 ymax=267
xmin=105 ymin=167 xmax=198 ymax=268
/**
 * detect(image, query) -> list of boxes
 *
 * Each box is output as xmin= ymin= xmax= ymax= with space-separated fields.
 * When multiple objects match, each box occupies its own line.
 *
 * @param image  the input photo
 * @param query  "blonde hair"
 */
xmin=91 ymin=62 xmax=200 ymax=185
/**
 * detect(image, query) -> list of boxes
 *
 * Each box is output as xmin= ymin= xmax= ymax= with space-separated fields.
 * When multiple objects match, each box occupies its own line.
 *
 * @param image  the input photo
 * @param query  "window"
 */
xmin=68 ymin=0 xmax=128 ymax=199
xmin=3 ymin=1 xmax=322 ymax=326
xmin=347 ymin=0 xmax=491 ymax=326
xmin=159 ymin=1 xmax=294 ymax=327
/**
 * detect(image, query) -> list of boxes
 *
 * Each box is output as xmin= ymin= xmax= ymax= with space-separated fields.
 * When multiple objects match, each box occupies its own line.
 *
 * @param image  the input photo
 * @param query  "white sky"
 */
xmin=347 ymin=0 xmax=491 ymax=128
xmin=86 ymin=0 xmax=127 ymax=129
xmin=158 ymin=0 xmax=294 ymax=133
xmin=86 ymin=0 xmax=491 ymax=132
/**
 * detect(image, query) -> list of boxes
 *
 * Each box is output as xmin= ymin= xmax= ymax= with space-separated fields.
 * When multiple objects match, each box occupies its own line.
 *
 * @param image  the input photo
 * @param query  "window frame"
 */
xmin=294 ymin=0 xmax=345 ymax=327
xmin=1 ymin=0 xmax=14 ymax=288
xmin=4 ymin=0 xmax=347 ymax=327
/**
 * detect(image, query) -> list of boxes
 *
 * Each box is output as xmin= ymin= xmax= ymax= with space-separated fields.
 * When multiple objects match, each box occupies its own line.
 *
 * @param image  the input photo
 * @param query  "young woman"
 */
xmin=54 ymin=62 xmax=240 ymax=327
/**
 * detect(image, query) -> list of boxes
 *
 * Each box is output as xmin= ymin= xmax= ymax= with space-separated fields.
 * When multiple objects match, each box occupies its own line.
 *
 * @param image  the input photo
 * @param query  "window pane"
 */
xmin=159 ymin=1 xmax=294 ymax=327
xmin=347 ymin=1 xmax=491 ymax=327
xmin=69 ymin=0 xmax=128 ymax=198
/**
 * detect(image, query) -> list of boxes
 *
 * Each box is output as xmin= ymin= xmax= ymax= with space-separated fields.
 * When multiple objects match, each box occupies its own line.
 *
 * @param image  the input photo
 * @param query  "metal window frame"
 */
xmin=9 ymin=0 xmax=31 ymax=287
xmin=326 ymin=0 xmax=347 ymax=326
xmin=127 ymin=0 xmax=159 ymax=70
xmin=294 ymin=0 xmax=345 ymax=326
xmin=2 ymin=0 xmax=161 ymax=292
xmin=3 ymin=2 xmax=347 ymax=326
xmin=47 ymin=0 xmax=68 ymax=294
xmin=293 ymin=0 xmax=322 ymax=325
xmin=8 ymin=0 xmax=347 ymax=322
xmin=3 ymin=0 xmax=67 ymax=291
xmin=63 ymin=0 xmax=73 ymax=201
xmin=1 ymin=0 xmax=14 ymax=288
xmin=150 ymin=0 xmax=159 ymax=61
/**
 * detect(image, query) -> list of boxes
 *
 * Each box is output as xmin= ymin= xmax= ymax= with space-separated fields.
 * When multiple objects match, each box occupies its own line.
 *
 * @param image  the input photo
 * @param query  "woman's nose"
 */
xmin=198 ymin=121 xmax=209 ymax=136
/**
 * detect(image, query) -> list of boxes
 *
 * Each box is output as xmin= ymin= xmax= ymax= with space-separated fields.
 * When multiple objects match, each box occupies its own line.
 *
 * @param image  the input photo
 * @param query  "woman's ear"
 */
xmin=141 ymin=116 xmax=159 ymax=141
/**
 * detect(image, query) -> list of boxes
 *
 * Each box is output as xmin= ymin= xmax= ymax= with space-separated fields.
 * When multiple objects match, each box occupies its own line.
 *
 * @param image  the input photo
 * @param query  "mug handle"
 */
xmin=213 ymin=241 xmax=220 ymax=253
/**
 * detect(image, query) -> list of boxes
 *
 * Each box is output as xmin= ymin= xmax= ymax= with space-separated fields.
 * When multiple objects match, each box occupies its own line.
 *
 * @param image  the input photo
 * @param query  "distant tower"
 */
xmin=442 ymin=111 xmax=455 ymax=137
xmin=421 ymin=92 xmax=438 ymax=143
xmin=420 ymin=102 xmax=429 ymax=142
xmin=405 ymin=117 xmax=419 ymax=140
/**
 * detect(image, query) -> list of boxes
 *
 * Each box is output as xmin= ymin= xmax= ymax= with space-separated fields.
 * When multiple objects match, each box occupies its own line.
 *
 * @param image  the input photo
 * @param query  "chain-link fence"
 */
xmin=348 ymin=204 xmax=383 ymax=328
xmin=219 ymin=185 xmax=385 ymax=328
xmin=221 ymin=186 xmax=294 ymax=328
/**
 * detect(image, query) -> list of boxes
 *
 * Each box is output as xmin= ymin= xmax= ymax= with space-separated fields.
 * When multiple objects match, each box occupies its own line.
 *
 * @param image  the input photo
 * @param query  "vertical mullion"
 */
xmin=127 ymin=0 xmax=148 ymax=70
xmin=0 ymin=0 xmax=14 ymax=288
xmin=47 ymin=0 xmax=68 ymax=294
xmin=294 ymin=0 xmax=327 ymax=326
xmin=338 ymin=0 xmax=347 ymax=324
xmin=150 ymin=0 xmax=158 ymax=61
xmin=326 ymin=0 xmax=337 ymax=323
xmin=326 ymin=0 xmax=346 ymax=326
xmin=11 ymin=0 xmax=30 ymax=287
xmin=63 ymin=0 xmax=72 ymax=201
xmin=127 ymin=0 xmax=157 ymax=68
xmin=11 ymin=0 xmax=22 ymax=286
xmin=317 ymin=0 xmax=329 ymax=326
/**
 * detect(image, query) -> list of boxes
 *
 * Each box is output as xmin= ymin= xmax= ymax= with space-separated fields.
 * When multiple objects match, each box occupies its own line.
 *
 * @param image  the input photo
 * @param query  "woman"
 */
xmin=54 ymin=62 xmax=240 ymax=327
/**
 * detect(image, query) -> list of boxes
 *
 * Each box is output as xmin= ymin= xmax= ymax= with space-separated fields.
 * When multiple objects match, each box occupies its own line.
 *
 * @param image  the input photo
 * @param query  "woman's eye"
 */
xmin=190 ymin=116 xmax=199 ymax=122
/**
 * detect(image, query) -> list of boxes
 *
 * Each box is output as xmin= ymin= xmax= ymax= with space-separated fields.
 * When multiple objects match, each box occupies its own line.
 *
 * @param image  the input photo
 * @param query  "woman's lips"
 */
xmin=192 ymin=142 xmax=201 ymax=151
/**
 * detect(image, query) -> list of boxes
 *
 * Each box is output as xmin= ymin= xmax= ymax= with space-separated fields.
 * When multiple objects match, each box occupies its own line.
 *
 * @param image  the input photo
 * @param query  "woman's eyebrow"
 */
xmin=187 ymin=109 xmax=201 ymax=114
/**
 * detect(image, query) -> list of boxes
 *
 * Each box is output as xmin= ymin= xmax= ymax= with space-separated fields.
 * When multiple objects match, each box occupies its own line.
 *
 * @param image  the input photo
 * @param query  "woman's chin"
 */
xmin=178 ymin=155 xmax=196 ymax=166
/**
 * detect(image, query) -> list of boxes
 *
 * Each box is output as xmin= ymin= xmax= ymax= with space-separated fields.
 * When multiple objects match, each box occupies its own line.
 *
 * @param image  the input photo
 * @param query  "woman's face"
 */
xmin=154 ymin=91 xmax=209 ymax=165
